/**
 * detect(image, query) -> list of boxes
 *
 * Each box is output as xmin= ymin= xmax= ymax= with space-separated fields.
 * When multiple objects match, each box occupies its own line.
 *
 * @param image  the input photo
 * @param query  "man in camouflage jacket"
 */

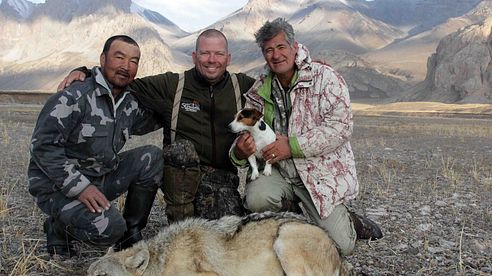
xmin=28 ymin=35 xmax=163 ymax=257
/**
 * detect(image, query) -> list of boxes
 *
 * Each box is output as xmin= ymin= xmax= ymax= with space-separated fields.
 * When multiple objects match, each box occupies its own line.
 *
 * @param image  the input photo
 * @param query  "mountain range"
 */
xmin=1 ymin=0 xmax=491 ymax=103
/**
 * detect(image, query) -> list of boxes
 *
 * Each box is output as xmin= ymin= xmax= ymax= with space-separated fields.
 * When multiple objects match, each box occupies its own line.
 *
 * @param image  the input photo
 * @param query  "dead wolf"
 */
xmin=87 ymin=212 xmax=348 ymax=276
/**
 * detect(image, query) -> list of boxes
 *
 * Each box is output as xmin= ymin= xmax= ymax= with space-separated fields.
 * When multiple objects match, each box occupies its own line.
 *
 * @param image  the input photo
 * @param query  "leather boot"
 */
xmin=114 ymin=184 xmax=157 ymax=251
xmin=44 ymin=217 xmax=77 ymax=257
xmin=349 ymin=211 xmax=383 ymax=240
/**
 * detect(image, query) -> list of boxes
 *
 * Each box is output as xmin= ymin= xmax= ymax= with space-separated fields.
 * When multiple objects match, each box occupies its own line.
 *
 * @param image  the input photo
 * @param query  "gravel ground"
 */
xmin=0 ymin=105 xmax=491 ymax=275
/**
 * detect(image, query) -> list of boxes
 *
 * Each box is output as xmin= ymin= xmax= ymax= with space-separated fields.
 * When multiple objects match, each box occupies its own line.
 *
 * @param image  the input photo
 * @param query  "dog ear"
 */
xmin=251 ymin=109 xmax=263 ymax=121
xmin=124 ymin=248 xmax=150 ymax=276
xmin=240 ymin=108 xmax=254 ymax=119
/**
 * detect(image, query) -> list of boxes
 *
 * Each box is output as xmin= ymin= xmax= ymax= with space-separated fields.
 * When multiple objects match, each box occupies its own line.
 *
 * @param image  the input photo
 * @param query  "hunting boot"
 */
xmin=349 ymin=211 xmax=383 ymax=240
xmin=44 ymin=217 xmax=77 ymax=257
xmin=114 ymin=184 xmax=157 ymax=251
xmin=161 ymin=140 xmax=201 ymax=223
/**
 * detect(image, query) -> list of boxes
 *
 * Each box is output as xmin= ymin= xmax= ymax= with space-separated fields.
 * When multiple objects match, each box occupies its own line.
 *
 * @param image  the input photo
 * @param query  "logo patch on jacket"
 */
xmin=181 ymin=100 xmax=201 ymax=112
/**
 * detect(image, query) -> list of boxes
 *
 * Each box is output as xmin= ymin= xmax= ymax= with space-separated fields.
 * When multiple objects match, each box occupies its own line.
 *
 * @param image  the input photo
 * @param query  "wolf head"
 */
xmin=87 ymin=245 xmax=150 ymax=276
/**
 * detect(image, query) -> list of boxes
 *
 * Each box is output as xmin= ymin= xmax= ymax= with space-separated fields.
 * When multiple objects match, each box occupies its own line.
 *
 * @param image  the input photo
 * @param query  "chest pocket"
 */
xmin=79 ymin=126 xmax=110 ymax=158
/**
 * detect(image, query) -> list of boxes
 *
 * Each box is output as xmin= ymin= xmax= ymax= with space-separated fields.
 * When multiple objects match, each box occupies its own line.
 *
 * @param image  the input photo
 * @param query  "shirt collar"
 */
xmin=93 ymin=67 xmax=130 ymax=104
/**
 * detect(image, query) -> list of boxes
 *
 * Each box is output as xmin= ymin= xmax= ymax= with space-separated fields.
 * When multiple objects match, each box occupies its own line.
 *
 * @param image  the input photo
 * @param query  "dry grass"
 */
xmin=0 ymin=103 xmax=491 ymax=275
xmin=353 ymin=102 xmax=492 ymax=116
xmin=349 ymin=113 xmax=491 ymax=275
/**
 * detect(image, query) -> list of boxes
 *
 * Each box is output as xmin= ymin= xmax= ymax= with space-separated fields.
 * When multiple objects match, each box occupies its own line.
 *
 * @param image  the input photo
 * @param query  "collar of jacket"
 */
xmin=294 ymin=43 xmax=315 ymax=90
xmin=191 ymin=67 xmax=231 ymax=90
xmin=255 ymin=72 xmax=292 ymax=126
xmin=92 ymin=66 xmax=132 ymax=98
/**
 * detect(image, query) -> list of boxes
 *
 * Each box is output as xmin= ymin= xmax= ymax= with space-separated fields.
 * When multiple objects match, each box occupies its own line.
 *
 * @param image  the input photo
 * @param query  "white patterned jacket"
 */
xmin=242 ymin=44 xmax=359 ymax=218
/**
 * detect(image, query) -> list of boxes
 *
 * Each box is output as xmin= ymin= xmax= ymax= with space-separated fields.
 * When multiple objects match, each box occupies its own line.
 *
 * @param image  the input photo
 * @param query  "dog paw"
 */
xmin=263 ymin=164 xmax=272 ymax=176
xmin=250 ymin=170 xmax=259 ymax=180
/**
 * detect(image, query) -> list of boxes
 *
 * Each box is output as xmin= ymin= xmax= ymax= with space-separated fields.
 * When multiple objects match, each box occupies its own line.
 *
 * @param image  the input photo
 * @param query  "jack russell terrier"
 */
xmin=229 ymin=108 xmax=276 ymax=180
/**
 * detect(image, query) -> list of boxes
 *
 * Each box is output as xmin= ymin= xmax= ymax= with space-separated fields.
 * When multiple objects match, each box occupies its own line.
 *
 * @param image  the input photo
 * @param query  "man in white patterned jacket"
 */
xmin=231 ymin=18 xmax=382 ymax=255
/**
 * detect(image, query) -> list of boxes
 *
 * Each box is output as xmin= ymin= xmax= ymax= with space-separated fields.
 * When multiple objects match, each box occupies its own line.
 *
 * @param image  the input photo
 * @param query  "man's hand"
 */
xmin=234 ymin=132 xmax=256 ymax=160
xmin=57 ymin=70 xmax=86 ymax=91
xmin=262 ymin=134 xmax=292 ymax=164
xmin=78 ymin=185 xmax=110 ymax=213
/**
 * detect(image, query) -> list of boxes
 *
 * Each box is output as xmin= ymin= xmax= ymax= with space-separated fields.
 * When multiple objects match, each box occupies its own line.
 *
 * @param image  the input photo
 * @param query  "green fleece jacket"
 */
xmin=130 ymin=68 xmax=255 ymax=172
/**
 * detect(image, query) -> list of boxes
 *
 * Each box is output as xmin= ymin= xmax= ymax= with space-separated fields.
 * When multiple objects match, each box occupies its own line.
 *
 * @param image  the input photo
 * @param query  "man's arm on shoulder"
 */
xmin=130 ymin=72 xmax=177 ymax=113
xmin=57 ymin=66 xmax=91 ymax=91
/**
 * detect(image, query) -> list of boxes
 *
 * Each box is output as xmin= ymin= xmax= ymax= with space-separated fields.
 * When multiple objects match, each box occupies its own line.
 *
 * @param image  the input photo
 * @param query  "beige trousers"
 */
xmin=244 ymin=167 xmax=356 ymax=256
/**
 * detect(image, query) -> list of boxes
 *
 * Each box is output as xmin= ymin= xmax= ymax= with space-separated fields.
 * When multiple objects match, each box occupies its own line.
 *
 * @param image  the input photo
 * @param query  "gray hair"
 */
xmin=254 ymin=18 xmax=295 ymax=50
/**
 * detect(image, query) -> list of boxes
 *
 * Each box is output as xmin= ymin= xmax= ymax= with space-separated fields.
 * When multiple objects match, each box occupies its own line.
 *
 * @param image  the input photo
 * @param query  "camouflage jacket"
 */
xmin=28 ymin=67 xmax=162 ymax=199
xmin=242 ymin=44 xmax=359 ymax=219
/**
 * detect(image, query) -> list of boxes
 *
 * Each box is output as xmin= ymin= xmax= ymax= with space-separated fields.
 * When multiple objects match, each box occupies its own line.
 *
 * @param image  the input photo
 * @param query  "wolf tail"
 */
xmin=241 ymin=211 xmax=309 ymax=224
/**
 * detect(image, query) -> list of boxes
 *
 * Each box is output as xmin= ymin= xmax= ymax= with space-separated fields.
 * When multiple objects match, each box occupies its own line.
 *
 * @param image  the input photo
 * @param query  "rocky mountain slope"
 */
xmin=178 ymin=0 xmax=490 ymax=102
xmin=404 ymin=17 xmax=492 ymax=103
xmin=361 ymin=0 xmax=489 ymax=81
xmin=0 ymin=0 xmax=36 ymax=19
xmin=1 ymin=0 xmax=492 ymax=103
xmin=179 ymin=0 xmax=410 ymax=100
xmin=0 ymin=0 xmax=188 ymax=91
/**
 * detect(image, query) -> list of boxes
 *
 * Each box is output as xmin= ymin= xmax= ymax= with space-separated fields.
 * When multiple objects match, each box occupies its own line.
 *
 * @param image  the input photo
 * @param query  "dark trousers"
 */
xmin=161 ymin=140 xmax=244 ymax=222
xmin=35 ymin=145 xmax=163 ymax=246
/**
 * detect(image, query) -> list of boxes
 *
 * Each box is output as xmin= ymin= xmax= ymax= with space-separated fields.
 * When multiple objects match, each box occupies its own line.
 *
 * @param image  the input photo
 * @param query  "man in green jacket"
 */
xmin=58 ymin=29 xmax=256 ymax=222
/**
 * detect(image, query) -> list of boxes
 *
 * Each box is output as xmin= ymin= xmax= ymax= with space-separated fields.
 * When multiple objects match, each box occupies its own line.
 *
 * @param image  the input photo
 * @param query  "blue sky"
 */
xmin=24 ymin=0 xmax=249 ymax=32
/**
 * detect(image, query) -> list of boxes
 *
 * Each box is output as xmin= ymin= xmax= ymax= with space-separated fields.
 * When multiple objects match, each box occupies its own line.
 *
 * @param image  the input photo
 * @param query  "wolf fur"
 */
xmin=87 ymin=211 xmax=348 ymax=276
xmin=229 ymin=108 xmax=276 ymax=180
